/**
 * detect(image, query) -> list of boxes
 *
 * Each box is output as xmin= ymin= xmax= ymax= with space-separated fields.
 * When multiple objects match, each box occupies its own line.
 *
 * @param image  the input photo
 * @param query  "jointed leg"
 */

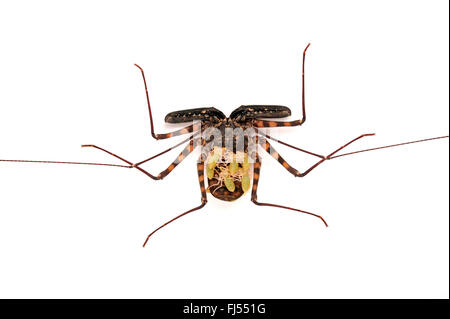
xmin=151 ymin=123 xmax=200 ymax=140
xmin=258 ymin=137 xmax=302 ymax=176
xmin=135 ymin=133 xmax=200 ymax=166
xmin=298 ymin=133 xmax=376 ymax=177
xmin=250 ymin=157 xmax=328 ymax=227
xmin=81 ymin=144 xmax=134 ymax=166
xmin=82 ymin=137 xmax=200 ymax=180
xmin=253 ymin=43 xmax=311 ymax=128
xmin=134 ymin=64 xmax=201 ymax=140
xmin=258 ymin=133 xmax=375 ymax=178
xmin=142 ymin=160 xmax=208 ymax=247
xmin=256 ymin=129 xmax=324 ymax=159
xmin=155 ymin=138 xmax=198 ymax=180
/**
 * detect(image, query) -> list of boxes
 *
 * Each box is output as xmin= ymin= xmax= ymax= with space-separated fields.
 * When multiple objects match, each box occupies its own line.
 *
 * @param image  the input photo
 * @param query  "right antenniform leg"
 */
xmin=258 ymin=133 xmax=449 ymax=178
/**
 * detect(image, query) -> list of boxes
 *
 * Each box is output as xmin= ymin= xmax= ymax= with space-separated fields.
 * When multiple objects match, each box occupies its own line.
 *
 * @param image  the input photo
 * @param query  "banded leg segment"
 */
xmin=253 ymin=119 xmax=303 ymax=128
xmin=253 ymin=43 xmax=311 ymax=128
xmin=134 ymin=64 xmax=201 ymax=140
xmin=256 ymin=130 xmax=324 ymax=159
xmin=156 ymin=138 xmax=198 ymax=179
xmin=152 ymin=123 xmax=200 ymax=140
xmin=135 ymin=134 xmax=198 ymax=166
xmin=251 ymin=157 xmax=328 ymax=227
xmin=142 ymin=160 xmax=208 ymax=247
xmin=258 ymin=137 xmax=302 ymax=176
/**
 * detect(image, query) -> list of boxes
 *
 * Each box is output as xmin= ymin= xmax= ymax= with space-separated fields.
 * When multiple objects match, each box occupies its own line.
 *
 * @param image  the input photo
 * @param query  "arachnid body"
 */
xmin=1 ymin=44 xmax=448 ymax=247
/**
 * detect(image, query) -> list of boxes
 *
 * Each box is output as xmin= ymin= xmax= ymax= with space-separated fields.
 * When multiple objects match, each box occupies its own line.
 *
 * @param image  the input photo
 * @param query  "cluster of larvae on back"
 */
xmin=206 ymin=146 xmax=251 ymax=200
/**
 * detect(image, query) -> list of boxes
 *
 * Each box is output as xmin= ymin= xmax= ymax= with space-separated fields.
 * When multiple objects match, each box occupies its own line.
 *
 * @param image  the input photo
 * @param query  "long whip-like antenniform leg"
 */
xmin=328 ymin=135 xmax=449 ymax=159
xmin=1 ymin=134 xmax=203 ymax=178
xmin=258 ymin=133 xmax=448 ymax=177
xmin=250 ymin=157 xmax=328 ymax=227
xmin=259 ymin=132 xmax=449 ymax=161
xmin=0 ymin=159 xmax=130 ymax=168
xmin=253 ymin=43 xmax=310 ymax=128
xmin=142 ymin=159 xmax=208 ymax=247
xmin=134 ymin=64 xmax=202 ymax=140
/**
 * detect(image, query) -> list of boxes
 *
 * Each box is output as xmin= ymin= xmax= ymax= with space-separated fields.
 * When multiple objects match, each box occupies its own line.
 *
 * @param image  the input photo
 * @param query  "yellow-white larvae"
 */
xmin=206 ymin=147 xmax=252 ymax=196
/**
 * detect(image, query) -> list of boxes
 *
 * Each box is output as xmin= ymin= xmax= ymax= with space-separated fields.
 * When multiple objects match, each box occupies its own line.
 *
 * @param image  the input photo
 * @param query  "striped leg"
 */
xmin=155 ymin=138 xmax=198 ymax=180
xmin=152 ymin=123 xmax=200 ymax=140
xmin=82 ymin=137 xmax=200 ymax=180
xmin=142 ymin=160 xmax=208 ymax=247
xmin=253 ymin=119 xmax=303 ymax=128
xmin=258 ymin=138 xmax=302 ymax=176
xmin=258 ymin=133 xmax=375 ymax=177
xmin=134 ymin=64 xmax=201 ymax=140
xmin=135 ymin=134 xmax=199 ymax=166
xmin=251 ymin=157 xmax=328 ymax=227
xmin=256 ymin=130 xmax=323 ymax=159
xmin=253 ymin=43 xmax=311 ymax=128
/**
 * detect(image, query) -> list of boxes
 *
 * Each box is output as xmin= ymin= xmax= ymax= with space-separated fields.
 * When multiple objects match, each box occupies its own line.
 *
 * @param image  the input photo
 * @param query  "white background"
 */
xmin=0 ymin=0 xmax=448 ymax=299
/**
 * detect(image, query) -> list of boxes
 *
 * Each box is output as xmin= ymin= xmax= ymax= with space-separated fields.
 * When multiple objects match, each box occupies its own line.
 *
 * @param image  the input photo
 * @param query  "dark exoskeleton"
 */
xmin=166 ymin=105 xmax=292 ymax=202
xmin=1 ymin=44 xmax=447 ymax=247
